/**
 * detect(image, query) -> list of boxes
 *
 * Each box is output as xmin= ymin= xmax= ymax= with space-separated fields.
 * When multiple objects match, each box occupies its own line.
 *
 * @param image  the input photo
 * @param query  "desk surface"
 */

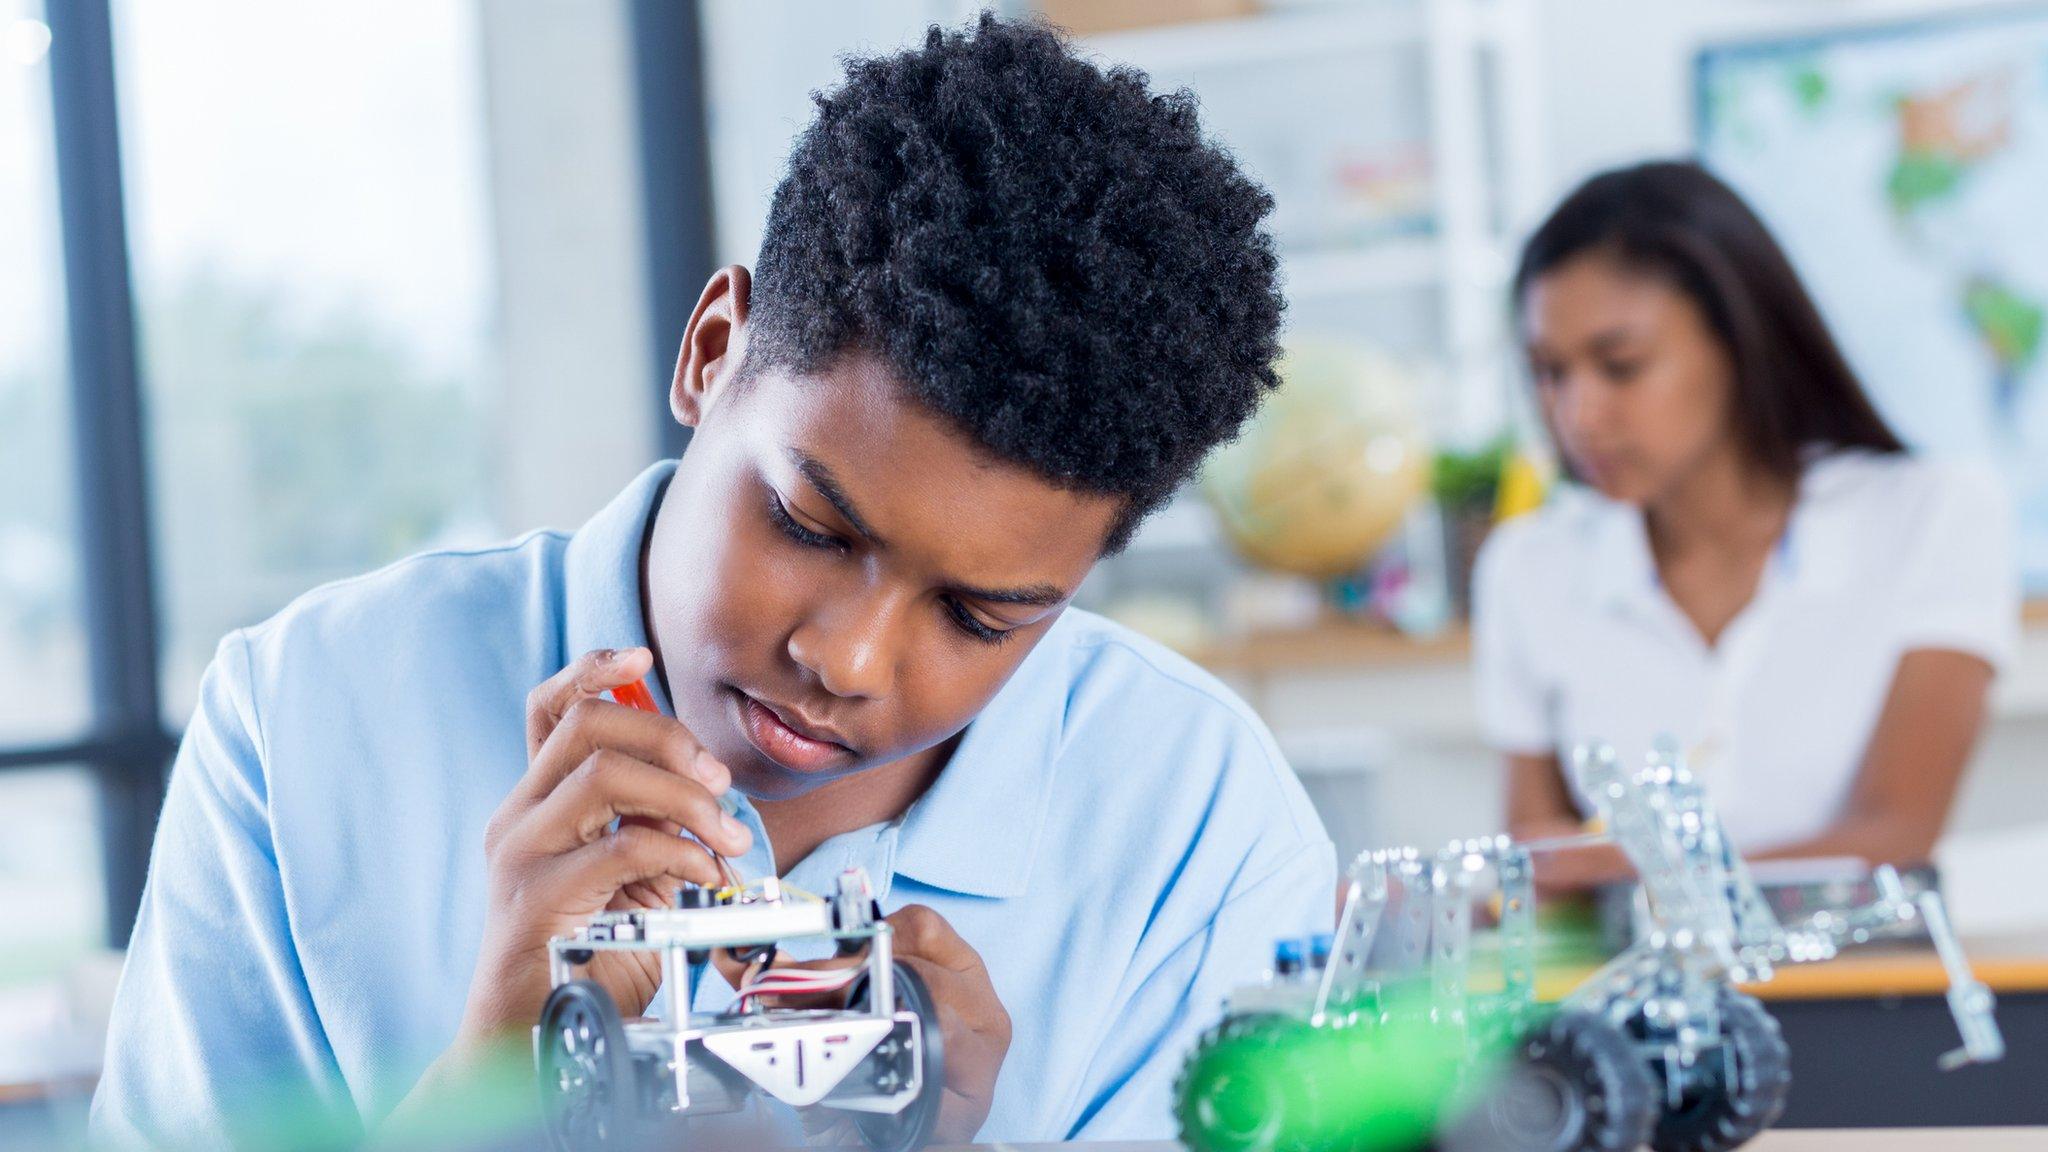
xmin=1740 ymin=950 xmax=2048 ymax=1000
xmin=1751 ymin=1133 xmax=2048 ymax=1151
xmin=1528 ymin=947 xmax=2048 ymax=1003
xmin=940 ymin=1133 xmax=2048 ymax=1151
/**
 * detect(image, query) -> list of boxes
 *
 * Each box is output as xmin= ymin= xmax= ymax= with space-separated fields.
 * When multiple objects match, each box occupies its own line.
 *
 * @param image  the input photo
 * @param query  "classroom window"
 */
xmin=0 ymin=0 xmax=90 ymax=748
xmin=0 ymin=767 xmax=106 ymax=982
xmin=111 ymin=0 xmax=505 ymax=722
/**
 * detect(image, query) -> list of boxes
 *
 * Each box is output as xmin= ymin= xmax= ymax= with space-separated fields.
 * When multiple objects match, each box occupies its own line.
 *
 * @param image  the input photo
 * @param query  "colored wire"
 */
xmin=735 ymin=964 xmax=863 ymax=1008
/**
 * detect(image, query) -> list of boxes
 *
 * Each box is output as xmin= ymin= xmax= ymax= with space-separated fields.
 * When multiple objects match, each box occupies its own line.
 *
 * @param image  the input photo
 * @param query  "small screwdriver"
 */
xmin=607 ymin=676 xmax=747 ymax=892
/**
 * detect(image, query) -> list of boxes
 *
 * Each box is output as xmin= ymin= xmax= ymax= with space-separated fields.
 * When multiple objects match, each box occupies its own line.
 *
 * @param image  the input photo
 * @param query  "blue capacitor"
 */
xmin=1274 ymin=937 xmax=1306 ymax=977
xmin=1309 ymin=932 xmax=1335 ymax=968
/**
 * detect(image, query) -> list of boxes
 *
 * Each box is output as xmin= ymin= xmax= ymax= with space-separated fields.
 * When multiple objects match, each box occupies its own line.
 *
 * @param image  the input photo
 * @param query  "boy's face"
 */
xmin=646 ymin=302 xmax=1122 ymax=801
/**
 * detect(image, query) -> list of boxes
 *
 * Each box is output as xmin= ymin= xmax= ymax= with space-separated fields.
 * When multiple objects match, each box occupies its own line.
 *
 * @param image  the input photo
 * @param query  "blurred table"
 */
xmin=0 ymin=1075 xmax=93 ymax=1150
xmin=10 ymin=950 xmax=2045 ymax=1138
xmin=1763 ymin=964 xmax=2048 ymax=1128
xmin=1531 ymin=946 xmax=2048 ymax=1129
xmin=929 ymin=1132 xmax=2048 ymax=1150
xmin=1745 ymin=1132 xmax=2048 ymax=1150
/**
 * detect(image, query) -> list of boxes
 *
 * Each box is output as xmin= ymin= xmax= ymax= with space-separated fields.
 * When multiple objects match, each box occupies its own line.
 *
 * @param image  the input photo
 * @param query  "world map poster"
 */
xmin=1699 ymin=9 xmax=2048 ymax=591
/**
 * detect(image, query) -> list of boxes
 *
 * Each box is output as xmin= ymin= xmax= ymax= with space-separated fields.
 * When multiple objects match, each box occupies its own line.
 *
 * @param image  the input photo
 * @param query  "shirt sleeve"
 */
xmin=89 ymin=631 xmax=359 ymax=1151
xmin=1472 ymin=526 xmax=1555 ymax=756
xmin=1892 ymin=462 xmax=2021 ymax=675
xmin=1064 ymin=838 xmax=1336 ymax=1140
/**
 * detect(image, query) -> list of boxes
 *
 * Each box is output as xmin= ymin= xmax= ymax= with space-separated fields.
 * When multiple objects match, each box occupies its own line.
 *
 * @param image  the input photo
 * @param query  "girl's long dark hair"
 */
xmin=1514 ymin=161 xmax=1905 ymax=479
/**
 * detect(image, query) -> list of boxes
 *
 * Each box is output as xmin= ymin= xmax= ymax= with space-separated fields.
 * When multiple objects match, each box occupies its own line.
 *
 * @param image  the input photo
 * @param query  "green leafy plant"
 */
xmin=1431 ymin=436 xmax=1513 ymax=513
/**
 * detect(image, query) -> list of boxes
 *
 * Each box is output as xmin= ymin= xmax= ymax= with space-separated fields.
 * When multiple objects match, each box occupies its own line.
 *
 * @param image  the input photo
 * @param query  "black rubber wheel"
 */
xmin=849 ymin=962 xmax=946 ymax=1152
xmin=1467 ymin=1010 xmax=1657 ymax=1152
xmin=536 ymin=980 xmax=639 ymax=1152
xmin=1651 ymin=990 xmax=1791 ymax=1152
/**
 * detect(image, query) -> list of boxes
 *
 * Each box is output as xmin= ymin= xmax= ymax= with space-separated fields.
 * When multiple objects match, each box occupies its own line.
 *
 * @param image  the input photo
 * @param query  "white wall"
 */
xmin=480 ymin=0 xmax=662 ymax=534
xmin=700 ymin=0 xmax=1003 ymax=266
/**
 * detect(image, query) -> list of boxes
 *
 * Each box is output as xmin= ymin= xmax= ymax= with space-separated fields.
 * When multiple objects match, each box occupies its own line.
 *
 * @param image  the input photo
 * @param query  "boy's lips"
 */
xmin=732 ymin=689 xmax=854 ymax=773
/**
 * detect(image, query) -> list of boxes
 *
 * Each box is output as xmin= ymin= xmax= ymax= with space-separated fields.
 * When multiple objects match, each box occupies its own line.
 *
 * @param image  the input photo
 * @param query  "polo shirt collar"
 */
xmin=561 ymin=459 xmax=677 ymax=706
xmin=890 ymin=611 xmax=1072 ymax=899
xmin=560 ymin=457 xmax=1059 ymax=899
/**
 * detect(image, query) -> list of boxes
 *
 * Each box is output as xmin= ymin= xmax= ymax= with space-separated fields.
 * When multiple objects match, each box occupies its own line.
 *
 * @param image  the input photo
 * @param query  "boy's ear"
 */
xmin=672 ymin=264 xmax=753 ymax=428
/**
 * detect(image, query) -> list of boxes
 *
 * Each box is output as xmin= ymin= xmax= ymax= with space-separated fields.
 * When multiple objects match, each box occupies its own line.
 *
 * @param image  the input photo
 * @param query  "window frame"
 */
xmin=15 ymin=0 xmax=713 ymax=946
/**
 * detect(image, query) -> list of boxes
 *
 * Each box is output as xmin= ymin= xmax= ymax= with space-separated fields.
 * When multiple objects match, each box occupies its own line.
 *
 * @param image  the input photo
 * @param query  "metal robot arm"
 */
xmin=1570 ymin=744 xmax=1787 ymax=982
xmin=1777 ymin=864 xmax=2004 ymax=1068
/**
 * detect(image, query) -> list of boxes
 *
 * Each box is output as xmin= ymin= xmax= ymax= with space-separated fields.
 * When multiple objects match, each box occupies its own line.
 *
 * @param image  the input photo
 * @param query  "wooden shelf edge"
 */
xmin=1533 ymin=952 xmax=2048 ymax=1005
xmin=1184 ymin=618 xmax=1472 ymax=675
xmin=1191 ymin=600 xmax=2048 ymax=678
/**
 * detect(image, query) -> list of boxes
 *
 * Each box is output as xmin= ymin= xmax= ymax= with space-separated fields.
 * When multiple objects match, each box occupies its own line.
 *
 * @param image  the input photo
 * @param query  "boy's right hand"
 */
xmin=450 ymin=646 xmax=752 ymax=1057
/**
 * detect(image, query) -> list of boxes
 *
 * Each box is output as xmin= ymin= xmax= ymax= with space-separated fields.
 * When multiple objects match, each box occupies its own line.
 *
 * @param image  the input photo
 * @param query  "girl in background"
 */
xmin=1477 ymin=161 xmax=2018 ymax=891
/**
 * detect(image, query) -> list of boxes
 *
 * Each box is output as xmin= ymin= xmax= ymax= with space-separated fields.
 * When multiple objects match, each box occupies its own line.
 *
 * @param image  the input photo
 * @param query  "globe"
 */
xmin=1201 ymin=343 xmax=1430 ymax=578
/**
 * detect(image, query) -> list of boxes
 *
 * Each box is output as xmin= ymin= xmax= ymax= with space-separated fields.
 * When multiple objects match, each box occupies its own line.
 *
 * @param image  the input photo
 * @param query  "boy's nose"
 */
xmin=786 ymin=589 xmax=905 ymax=700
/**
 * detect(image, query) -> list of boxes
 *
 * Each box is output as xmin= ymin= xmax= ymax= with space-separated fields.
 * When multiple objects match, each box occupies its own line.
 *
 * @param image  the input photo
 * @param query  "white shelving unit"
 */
xmin=1076 ymin=0 xmax=1548 ymax=567
xmin=1283 ymin=236 xmax=1447 ymax=297
xmin=1081 ymin=0 xmax=1545 ymax=412
xmin=1083 ymin=3 xmax=1431 ymax=68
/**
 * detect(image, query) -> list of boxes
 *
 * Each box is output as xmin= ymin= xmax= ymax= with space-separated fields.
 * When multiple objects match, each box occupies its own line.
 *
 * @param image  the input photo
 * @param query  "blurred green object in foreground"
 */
xmin=90 ymin=1037 xmax=548 ymax=1152
xmin=372 ymin=1039 xmax=547 ymax=1151
xmin=1176 ymin=985 xmax=1520 ymax=1152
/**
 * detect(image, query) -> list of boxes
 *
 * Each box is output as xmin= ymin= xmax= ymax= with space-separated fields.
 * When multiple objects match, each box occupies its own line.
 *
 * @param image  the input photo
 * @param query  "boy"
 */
xmin=93 ymin=15 xmax=1333 ymax=1147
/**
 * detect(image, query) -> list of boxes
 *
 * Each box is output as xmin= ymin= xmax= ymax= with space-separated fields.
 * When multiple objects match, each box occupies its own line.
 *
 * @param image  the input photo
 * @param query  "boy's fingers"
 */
xmin=517 ymin=750 xmax=752 ymax=858
xmin=888 ymin=909 xmax=1012 ymax=1050
xmin=548 ymin=824 xmax=726 ymax=901
xmin=709 ymin=948 xmax=748 ymax=990
xmin=517 ymin=690 xmax=732 ymax=807
xmin=526 ymin=647 xmax=655 ymax=757
xmin=885 ymin=904 xmax=986 ymax=975
xmin=900 ymin=948 xmax=1011 ymax=1038
xmin=888 ymin=950 xmax=1010 ymax=1142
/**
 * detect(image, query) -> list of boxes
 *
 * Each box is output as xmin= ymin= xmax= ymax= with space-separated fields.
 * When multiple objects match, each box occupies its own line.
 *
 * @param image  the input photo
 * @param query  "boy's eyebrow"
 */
xmin=791 ymin=450 xmax=884 ymax=545
xmin=952 ymin=581 xmax=1070 ymax=608
xmin=788 ymin=448 xmax=1072 ymax=609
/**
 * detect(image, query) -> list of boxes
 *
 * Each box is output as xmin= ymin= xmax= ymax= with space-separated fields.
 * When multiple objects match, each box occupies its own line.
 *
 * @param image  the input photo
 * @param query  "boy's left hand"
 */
xmin=711 ymin=902 xmax=1012 ymax=1141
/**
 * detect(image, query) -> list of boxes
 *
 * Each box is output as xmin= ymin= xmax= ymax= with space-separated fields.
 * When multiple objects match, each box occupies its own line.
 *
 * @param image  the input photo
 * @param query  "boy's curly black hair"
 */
xmin=745 ymin=13 xmax=1284 ymax=552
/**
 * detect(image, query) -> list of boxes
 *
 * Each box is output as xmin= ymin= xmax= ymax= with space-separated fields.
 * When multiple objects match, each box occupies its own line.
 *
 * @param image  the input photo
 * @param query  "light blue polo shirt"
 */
xmin=91 ymin=461 xmax=1335 ymax=1148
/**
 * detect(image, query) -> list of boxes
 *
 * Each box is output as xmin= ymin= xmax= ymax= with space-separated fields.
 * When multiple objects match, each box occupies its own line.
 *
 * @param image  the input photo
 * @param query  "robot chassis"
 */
xmin=1178 ymin=742 xmax=2006 ymax=1152
xmin=533 ymin=867 xmax=943 ymax=1152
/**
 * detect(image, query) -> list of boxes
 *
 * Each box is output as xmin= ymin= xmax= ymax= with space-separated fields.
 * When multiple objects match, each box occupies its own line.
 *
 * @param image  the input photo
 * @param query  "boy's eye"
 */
xmin=767 ymin=492 xmax=846 ymax=551
xmin=764 ymin=486 xmax=1015 ymax=646
xmin=943 ymin=596 xmax=1014 ymax=647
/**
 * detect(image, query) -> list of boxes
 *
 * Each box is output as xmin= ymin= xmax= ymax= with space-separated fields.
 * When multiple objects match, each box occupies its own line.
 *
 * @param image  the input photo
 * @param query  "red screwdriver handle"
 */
xmin=611 ymin=679 xmax=659 ymax=713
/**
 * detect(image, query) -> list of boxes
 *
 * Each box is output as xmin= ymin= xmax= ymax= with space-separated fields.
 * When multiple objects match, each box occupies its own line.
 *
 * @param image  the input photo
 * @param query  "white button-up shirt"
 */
xmin=1474 ymin=450 xmax=2019 ymax=851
